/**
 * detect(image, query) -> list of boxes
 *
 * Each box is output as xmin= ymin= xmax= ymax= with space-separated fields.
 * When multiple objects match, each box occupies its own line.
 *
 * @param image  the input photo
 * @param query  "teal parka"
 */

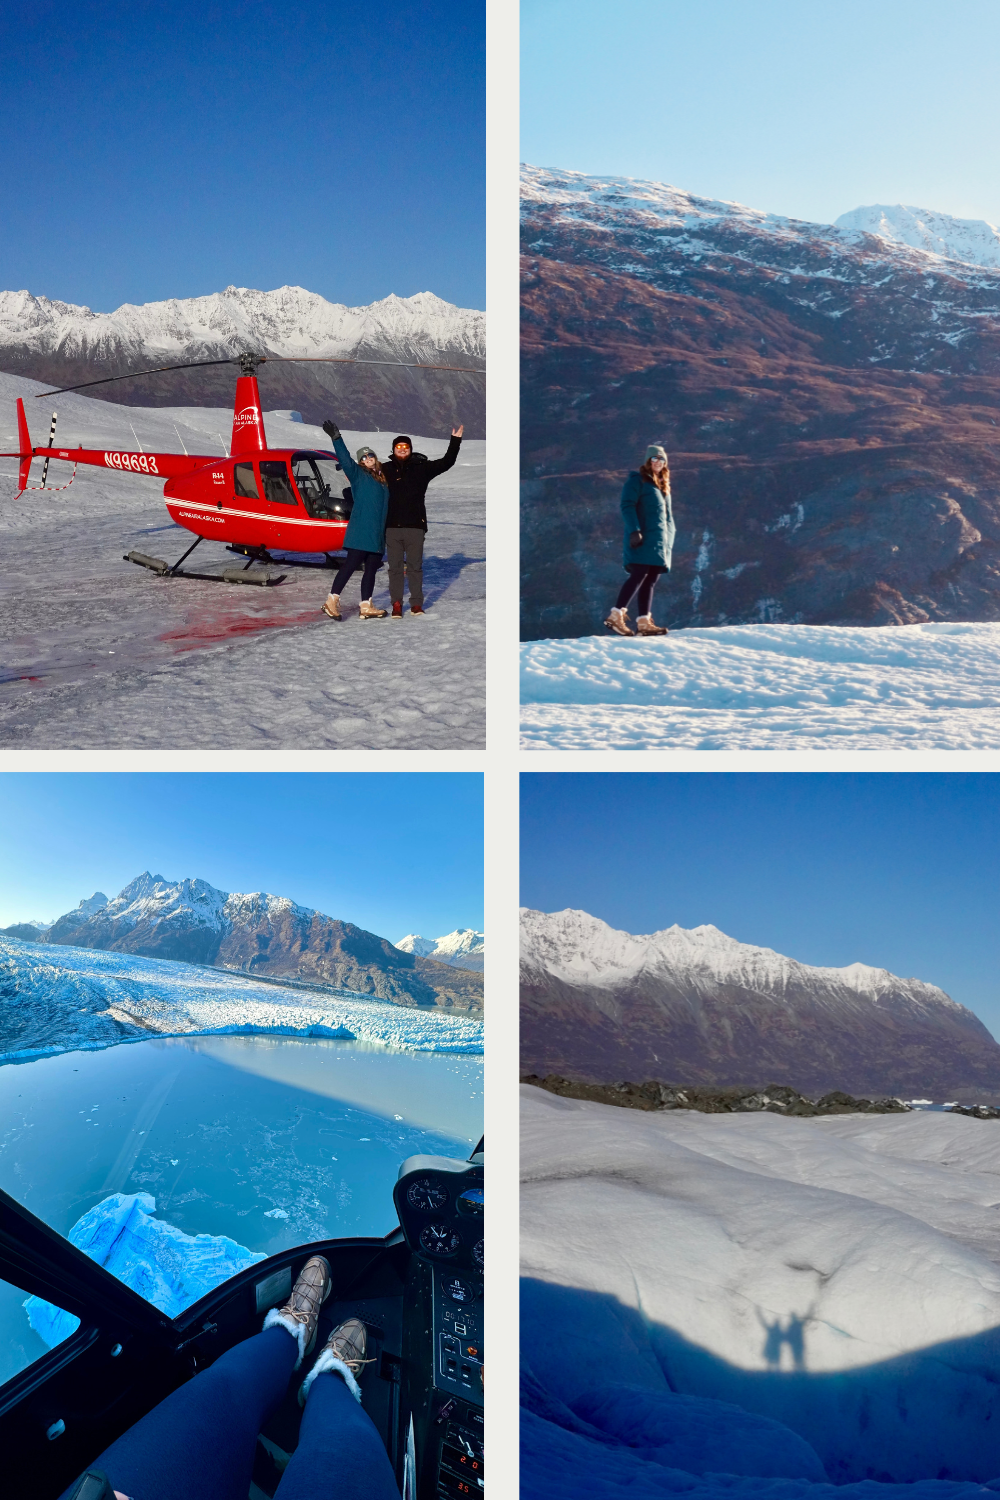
xmin=333 ymin=434 xmax=388 ymax=553
xmin=620 ymin=471 xmax=675 ymax=570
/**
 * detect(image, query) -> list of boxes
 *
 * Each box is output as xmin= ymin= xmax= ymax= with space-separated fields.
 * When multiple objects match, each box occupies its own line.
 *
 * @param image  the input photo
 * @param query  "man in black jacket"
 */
xmin=384 ymin=426 xmax=463 ymax=616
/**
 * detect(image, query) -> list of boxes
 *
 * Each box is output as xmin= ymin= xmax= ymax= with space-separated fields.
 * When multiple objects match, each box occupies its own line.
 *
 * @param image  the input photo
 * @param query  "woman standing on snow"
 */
xmin=320 ymin=420 xmax=389 ymax=620
xmin=605 ymin=444 xmax=676 ymax=637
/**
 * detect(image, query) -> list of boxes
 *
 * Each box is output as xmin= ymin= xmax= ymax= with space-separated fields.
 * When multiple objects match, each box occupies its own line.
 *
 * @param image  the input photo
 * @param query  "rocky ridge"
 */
xmin=520 ymin=164 xmax=1000 ymax=639
xmin=3 ymin=874 xmax=483 ymax=1011
xmin=520 ymin=906 xmax=1000 ymax=1097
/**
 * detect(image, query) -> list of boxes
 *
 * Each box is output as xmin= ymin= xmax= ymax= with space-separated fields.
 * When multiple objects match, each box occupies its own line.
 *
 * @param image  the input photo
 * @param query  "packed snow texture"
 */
xmin=394 ymin=929 xmax=486 ymax=971
xmin=0 ymin=935 xmax=484 ymax=1060
xmin=24 ymin=1191 xmax=264 ymax=1346
xmin=0 ymin=373 xmax=485 ymax=748
xmin=0 ymin=286 xmax=485 ymax=366
xmin=521 ymin=1086 xmax=1000 ymax=1499
xmin=519 ymin=906 xmax=962 ymax=1016
xmin=520 ymin=623 xmax=1000 ymax=750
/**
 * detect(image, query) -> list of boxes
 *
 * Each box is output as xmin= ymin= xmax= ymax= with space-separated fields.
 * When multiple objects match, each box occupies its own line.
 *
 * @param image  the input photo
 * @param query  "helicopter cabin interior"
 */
xmin=226 ymin=453 xmax=354 ymax=520
xmin=0 ymin=1144 xmax=483 ymax=1499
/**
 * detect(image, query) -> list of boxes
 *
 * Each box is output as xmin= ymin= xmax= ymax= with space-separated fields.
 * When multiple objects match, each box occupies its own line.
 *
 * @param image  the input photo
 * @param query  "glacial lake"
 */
xmin=0 ymin=1035 xmax=482 ymax=1385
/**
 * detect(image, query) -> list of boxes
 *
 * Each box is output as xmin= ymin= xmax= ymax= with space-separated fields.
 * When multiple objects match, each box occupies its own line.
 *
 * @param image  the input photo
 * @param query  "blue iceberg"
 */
xmin=25 ymin=1192 xmax=266 ymax=1347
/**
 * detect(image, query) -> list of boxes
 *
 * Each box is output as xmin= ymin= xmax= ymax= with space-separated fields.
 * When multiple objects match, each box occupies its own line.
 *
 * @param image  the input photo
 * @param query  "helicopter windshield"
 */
xmin=0 ymin=1026 xmax=482 ymax=1391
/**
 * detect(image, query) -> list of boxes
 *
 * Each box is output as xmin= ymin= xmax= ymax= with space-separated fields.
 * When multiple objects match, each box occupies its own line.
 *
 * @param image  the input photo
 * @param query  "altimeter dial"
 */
xmin=420 ymin=1222 xmax=462 ymax=1256
xmin=472 ymin=1238 xmax=484 ymax=1270
xmin=407 ymin=1177 xmax=449 ymax=1211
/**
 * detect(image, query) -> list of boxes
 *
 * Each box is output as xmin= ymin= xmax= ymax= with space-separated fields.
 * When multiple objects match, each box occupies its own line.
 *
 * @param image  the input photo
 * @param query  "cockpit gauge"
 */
xmin=407 ymin=1177 xmax=450 ymax=1212
xmin=472 ymin=1238 xmax=484 ymax=1270
xmin=420 ymin=1222 xmax=462 ymax=1256
xmin=456 ymin=1186 xmax=484 ymax=1216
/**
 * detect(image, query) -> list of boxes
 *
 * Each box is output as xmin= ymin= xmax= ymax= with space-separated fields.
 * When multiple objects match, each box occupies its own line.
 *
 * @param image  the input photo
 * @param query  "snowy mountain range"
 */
xmin=520 ymin=164 xmax=1000 ymax=639
xmin=395 ymin=929 xmax=485 ymax=972
xmin=0 ymin=285 xmax=486 ymax=437
xmin=520 ymin=907 xmax=1000 ymax=1096
xmin=0 ymin=874 xmax=483 ymax=1011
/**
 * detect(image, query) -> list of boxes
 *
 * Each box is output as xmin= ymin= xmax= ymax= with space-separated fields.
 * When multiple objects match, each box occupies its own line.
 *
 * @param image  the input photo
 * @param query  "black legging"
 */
xmin=616 ymin=565 xmax=662 ymax=616
xmin=332 ymin=548 xmax=382 ymax=599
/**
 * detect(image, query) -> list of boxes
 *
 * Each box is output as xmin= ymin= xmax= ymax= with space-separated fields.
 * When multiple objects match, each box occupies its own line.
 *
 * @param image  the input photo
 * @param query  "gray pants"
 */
xmin=386 ymin=527 xmax=425 ymax=607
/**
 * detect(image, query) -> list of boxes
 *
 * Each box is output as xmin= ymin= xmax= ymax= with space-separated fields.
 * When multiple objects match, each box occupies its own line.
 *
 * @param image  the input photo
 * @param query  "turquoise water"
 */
xmin=0 ymin=1035 xmax=482 ymax=1385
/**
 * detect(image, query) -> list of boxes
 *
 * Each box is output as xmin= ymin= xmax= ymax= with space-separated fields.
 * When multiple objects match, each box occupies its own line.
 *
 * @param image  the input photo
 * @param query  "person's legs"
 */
xmin=636 ymin=568 xmax=659 ymax=617
xmin=60 ymin=1326 xmax=298 ymax=1500
xmin=273 ymin=1370 xmax=399 ymax=1500
xmin=403 ymin=529 xmax=424 ymax=609
xmin=385 ymin=530 xmax=405 ymax=603
xmin=330 ymin=549 xmax=364 ymax=596
xmin=614 ymin=568 xmax=642 ymax=611
xmin=359 ymin=551 xmax=382 ymax=602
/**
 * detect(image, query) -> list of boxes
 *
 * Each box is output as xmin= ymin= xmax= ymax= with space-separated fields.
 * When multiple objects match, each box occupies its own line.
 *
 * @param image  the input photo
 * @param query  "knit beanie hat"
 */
xmin=392 ymin=435 xmax=413 ymax=452
xmin=645 ymin=445 xmax=668 ymax=462
xmin=356 ymin=445 xmax=377 ymax=461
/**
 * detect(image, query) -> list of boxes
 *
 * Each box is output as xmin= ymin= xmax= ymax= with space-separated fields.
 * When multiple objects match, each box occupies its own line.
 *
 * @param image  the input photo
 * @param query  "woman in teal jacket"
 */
xmin=605 ymin=444 xmax=676 ymax=636
xmin=320 ymin=419 xmax=389 ymax=620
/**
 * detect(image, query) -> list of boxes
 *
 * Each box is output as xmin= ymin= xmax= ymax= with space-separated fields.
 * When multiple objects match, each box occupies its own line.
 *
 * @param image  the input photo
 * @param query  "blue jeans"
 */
xmin=60 ymin=1326 xmax=399 ymax=1500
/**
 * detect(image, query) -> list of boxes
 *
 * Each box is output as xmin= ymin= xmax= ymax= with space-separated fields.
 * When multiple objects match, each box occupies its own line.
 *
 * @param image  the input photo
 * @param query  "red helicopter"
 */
xmin=2 ymin=350 xmax=484 ymax=585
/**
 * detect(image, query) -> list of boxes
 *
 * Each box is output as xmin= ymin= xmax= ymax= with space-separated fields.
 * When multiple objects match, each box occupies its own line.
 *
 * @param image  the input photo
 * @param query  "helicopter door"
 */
xmin=258 ymin=460 xmax=299 ymax=507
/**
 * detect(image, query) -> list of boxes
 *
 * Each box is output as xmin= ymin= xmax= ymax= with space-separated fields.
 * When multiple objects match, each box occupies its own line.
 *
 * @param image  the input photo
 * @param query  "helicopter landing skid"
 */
xmin=124 ymin=536 xmax=286 ymax=586
xmin=227 ymin=543 xmax=346 ymax=571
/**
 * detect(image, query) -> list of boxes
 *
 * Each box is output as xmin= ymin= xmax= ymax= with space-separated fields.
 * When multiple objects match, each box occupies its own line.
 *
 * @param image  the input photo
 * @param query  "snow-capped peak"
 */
xmin=834 ymin=203 xmax=1000 ymax=270
xmin=520 ymin=907 xmax=960 ymax=1014
xmin=395 ymin=929 xmax=485 ymax=971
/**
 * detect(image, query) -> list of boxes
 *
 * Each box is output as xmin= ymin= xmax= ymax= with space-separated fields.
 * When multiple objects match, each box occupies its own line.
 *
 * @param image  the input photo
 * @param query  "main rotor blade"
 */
xmin=262 ymin=356 xmax=486 ymax=375
xmin=34 ymin=357 xmax=240 ymax=397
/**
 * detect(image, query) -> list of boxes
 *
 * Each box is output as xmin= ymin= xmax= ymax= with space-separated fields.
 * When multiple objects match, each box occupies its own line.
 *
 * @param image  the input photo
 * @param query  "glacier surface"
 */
xmin=24 ymin=1191 xmax=264 ymax=1347
xmin=520 ymin=623 xmax=1000 ymax=750
xmin=0 ymin=935 xmax=484 ymax=1060
xmin=522 ymin=1085 xmax=1000 ymax=1497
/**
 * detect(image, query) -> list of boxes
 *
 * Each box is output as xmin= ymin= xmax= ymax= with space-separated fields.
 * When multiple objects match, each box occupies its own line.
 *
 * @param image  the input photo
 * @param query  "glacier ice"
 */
xmin=24 ymin=1192 xmax=265 ymax=1347
xmin=0 ymin=935 xmax=484 ymax=1061
xmin=522 ymin=1085 xmax=1000 ymax=1495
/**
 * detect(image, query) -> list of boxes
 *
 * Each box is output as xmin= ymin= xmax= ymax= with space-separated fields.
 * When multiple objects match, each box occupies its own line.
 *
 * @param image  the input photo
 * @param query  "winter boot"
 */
xmin=321 ymin=594 xmax=342 ymax=620
xmin=391 ymin=600 xmax=403 ymax=618
xmin=410 ymin=605 xmax=426 ymax=616
xmin=359 ymin=600 xmax=388 ymax=619
xmin=299 ymin=1317 xmax=374 ymax=1407
xmin=604 ymin=607 xmax=634 ymax=637
xmin=636 ymin=615 xmax=668 ymax=636
xmin=262 ymin=1255 xmax=331 ymax=1368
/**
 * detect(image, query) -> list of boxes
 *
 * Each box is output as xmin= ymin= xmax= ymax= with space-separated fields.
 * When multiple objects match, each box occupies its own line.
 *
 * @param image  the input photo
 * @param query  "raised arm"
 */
xmin=322 ymin=421 xmax=362 ymax=484
xmin=423 ymin=430 xmax=463 ymax=479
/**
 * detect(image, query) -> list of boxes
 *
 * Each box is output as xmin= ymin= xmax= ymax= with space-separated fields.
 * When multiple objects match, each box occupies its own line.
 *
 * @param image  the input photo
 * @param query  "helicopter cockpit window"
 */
xmin=291 ymin=454 xmax=353 ymax=520
xmin=258 ymin=460 xmax=299 ymax=507
xmin=233 ymin=462 xmax=260 ymax=499
xmin=0 ymin=1273 xmax=80 ymax=1389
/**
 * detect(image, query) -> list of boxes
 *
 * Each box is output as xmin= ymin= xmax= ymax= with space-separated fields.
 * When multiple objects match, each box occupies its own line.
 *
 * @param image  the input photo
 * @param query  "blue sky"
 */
xmin=0 ymin=0 xmax=484 ymax=312
xmin=522 ymin=0 xmax=1000 ymax=227
xmin=521 ymin=773 xmax=1000 ymax=1037
xmin=0 ymin=773 xmax=482 ymax=941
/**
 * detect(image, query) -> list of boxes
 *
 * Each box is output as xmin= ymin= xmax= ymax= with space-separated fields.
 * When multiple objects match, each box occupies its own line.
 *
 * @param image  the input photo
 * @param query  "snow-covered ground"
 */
xmin=520 ymin=623 xmax=1000 ymax=750
xmin=522 ymin=1086 xmax=1000 ymax=1497
xmin=0 ymin=373 xmax=484 ymax=748
xmin=0 ymin=935 xmax=484 ymax=1060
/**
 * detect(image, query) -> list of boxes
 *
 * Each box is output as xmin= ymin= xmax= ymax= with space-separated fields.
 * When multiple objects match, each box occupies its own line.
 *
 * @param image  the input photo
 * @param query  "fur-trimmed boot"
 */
xmin=299 ymin=1317 xmax=374 ymax=1407
xmin=636 ymin=615 xmax=668 ymax=636
xmin=263 ymin=1255 xmax=332 ymax=1369
xmin=359 ymin=599 xmax=388 ymax=619
xmin=604 ymin=607 xmax=634 ymax=637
